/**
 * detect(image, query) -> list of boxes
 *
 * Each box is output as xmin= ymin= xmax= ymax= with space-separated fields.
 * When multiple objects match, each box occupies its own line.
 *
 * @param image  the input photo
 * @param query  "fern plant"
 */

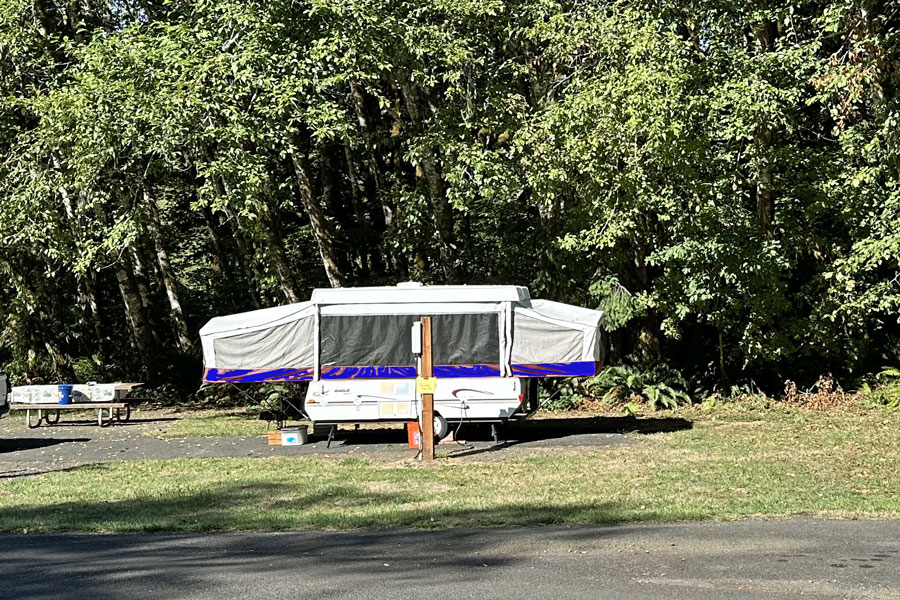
xmin=588 ymin=364 xmax=691 ymax=410
xmin=540 ymin=379 xmax=582 ymax=411
xmin=861 ymin=367 xmax=900 ymax=408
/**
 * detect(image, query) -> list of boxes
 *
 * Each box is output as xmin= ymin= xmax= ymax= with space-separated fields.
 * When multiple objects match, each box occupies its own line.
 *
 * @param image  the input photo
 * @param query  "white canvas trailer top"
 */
xmin=200 ymin=283 xmax=604 ymax=384
xmin=310 ymin=284 xmax=530 ymax=304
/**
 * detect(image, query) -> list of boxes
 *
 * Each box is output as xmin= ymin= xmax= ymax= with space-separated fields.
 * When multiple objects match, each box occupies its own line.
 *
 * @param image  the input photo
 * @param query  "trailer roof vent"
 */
xmin=396 ymin=281 xmax=425 ymax=288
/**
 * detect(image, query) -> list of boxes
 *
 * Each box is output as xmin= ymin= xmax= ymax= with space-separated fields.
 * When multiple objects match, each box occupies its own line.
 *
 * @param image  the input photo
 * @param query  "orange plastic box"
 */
xmin=406 ymin=421 xmax=421 ymax=448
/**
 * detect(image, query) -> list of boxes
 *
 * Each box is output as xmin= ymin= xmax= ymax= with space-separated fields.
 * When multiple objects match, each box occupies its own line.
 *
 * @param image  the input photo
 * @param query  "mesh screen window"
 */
xmin=320 ymin=313 xmax=500 ymax=367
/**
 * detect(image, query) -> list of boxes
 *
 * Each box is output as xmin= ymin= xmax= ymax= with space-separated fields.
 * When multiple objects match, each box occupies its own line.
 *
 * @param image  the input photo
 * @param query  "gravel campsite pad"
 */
xmin=0 ymin=406 xmax=643 ymax=475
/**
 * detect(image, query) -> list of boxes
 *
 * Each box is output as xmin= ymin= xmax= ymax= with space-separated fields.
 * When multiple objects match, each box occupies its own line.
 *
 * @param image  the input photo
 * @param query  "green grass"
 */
xmin=1 ymin=406 xmax=899 ymax=533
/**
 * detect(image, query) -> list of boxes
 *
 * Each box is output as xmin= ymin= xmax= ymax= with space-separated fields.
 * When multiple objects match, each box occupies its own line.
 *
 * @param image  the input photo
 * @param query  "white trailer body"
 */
xmin=304 ymin=377 xmax=522 ymax=425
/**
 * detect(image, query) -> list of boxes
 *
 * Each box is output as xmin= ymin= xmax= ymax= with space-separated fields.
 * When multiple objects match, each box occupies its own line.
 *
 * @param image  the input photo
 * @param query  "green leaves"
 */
xmin=0 ymin=0 xmax=899 ymax=392
xmin=589 ymin=364 xmax=692 ymax=411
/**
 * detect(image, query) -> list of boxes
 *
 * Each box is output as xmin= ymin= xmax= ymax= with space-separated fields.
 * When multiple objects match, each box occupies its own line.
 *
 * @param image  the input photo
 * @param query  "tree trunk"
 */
xmin=290 ymin=144 xmax=346 ymax=288
xmin=350 ymin=82 xmax=395 ymax=229
xmin=129 ymin=241 xmax=164 ymax=347
xmin=756 ymin=124 xmax=775 ymax=240
xmin=44 ymin=339 xmax=76 ymax=383
xmin=217 ymin=206 xmax=264 ymax=308
xmin=216 ymin=175 xmax=295 ymax=304
xmin=80 ymin=273 xmax=104 ymax=354
xmin=92 ymin=200 xmax=159 ymax=372
xmin=13 ymin=267 xmax=77 ymax=382
xmin=343 ymin=143 xmax=384 ymax=279
xmin=210 ymin=177 xmax=263 ymax=308
xmin=144 ymin=184 xmax=196 ymax=354
xmin=258 ymin=202 xmax=302 ymax=302
xmin=350 ymin=82 xmax=406 ymax=276
xmin=754 ymin=19 xmax=778 ymax=241
xmin=114 ymin=258 xmax=158 ymax=374
xmin=320 ymin=143 xmax=355 ymax=277
xmin=718 ymin=328 xmax=727 ymax=382
xmin=200 ymin=207 xmax=225 ymax=276
xmin=56 ymin=176 xmax=104 ymax=350
xmin=396 ymin=73 xmax=459 ymax=281
xmin=129 ymin=243 xmax=154 ymax=310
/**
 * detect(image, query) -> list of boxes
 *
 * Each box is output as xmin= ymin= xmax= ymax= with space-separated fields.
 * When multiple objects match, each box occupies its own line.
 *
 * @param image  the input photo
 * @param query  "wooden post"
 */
xmin=420 ymin=316 xmax=435 ymax=461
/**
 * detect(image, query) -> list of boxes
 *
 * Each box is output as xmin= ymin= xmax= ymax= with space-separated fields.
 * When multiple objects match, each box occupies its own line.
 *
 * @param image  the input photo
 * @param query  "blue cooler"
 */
xmin=58 ymin=384 xmax=74 ymax=405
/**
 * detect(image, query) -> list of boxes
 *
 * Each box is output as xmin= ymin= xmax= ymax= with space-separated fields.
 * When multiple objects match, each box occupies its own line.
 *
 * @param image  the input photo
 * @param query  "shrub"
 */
xmin=539 ymin=379 xmax=582 ymax=411
xmin=861 ymin=367 xmax=900 ymax=409
xmin=587 ymin=364 xmax=691 ymax=410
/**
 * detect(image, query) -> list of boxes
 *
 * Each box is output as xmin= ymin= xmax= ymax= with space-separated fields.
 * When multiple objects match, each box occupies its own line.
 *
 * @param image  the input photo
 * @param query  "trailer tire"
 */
xmin=433 ymin=413 xmax=449 ymax=440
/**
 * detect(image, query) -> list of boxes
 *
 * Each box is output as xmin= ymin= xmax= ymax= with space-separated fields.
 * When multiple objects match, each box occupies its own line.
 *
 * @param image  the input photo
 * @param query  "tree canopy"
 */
xmin=1 ymin=0 xmax=898 ymax=392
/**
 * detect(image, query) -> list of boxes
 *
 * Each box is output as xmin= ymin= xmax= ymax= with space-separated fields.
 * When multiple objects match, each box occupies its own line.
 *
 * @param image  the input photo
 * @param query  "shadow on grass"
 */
xmin=0 ymin=475 xmax=679 ymax=533
xmin=0 ymin=464 xmax=86 ymax=479
xmin=0 ymin=472 xmax=690 ymax=536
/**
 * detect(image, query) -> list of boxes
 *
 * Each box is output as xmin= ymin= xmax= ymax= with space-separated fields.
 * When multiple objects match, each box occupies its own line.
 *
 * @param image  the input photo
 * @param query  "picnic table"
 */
xmin=8 ymin=382 xmax=142 ymax=428
xmin=10 ymin=402 xmax=134 ymax=428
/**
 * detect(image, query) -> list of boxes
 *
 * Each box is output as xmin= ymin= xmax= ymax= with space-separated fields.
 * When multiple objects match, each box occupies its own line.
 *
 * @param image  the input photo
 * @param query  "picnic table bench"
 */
xmin=10 ymin=402 xmax=134 ymax=428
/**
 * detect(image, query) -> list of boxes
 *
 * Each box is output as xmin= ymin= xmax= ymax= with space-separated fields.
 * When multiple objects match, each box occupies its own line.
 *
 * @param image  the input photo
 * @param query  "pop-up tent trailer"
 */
xmin=200 ymin=283 xmax=604 ymax=433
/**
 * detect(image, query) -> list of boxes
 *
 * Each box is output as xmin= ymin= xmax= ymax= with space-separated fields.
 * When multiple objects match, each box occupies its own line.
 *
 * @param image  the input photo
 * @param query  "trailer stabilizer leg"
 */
xmin=326 ymin=425 xmax=337 ymax=448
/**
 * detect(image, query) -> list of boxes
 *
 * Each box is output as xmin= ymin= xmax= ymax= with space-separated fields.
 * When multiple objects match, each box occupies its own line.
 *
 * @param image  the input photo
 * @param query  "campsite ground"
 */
xmin=1 ymin=401 xmax=899 ymax=532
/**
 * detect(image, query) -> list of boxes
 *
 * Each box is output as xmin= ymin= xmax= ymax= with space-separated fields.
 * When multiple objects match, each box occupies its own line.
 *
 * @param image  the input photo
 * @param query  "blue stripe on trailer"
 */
xmin=320 ymin=366 xmax=417 ymax=379
xmin=511 ymin=361 xmax=598 ymax=377
xmin=203 ymin=368 xmax=313 ymax=383
xmin=205 ymin=361 xmax=599 ymax=383
xmin=433 ymin=364 xmax=502 ymax=377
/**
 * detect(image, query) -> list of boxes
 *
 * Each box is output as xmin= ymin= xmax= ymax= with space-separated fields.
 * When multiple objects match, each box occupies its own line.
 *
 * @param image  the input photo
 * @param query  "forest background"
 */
xmin=1 ymin=0 xmax=898 ymax=399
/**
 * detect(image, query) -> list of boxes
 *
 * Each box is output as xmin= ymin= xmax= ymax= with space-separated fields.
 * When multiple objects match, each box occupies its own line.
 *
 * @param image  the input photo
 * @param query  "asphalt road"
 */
xmin=1 ymin=519 xmax=898 ymax=600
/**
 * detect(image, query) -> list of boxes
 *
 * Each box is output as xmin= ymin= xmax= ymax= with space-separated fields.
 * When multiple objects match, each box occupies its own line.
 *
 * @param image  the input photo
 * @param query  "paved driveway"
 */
xmin=1 ymin=519 xmax=898 ymax=599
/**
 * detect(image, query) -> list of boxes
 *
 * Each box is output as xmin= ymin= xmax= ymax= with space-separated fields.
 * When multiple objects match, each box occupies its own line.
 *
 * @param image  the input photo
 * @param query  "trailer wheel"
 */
xmin=433 ymin=413 xmax=450 ymax=440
